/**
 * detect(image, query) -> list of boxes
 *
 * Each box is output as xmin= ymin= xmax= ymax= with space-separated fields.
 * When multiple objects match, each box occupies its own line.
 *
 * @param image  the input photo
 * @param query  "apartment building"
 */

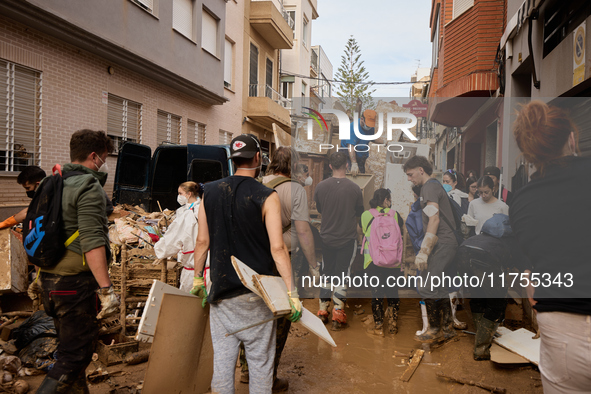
xmin=0 ymin=0 xmax=244 ymax=217
xmin=427 ymin=0 xmax=506 ymax=173
xmin=240 ymin=0 xmax=294 ymax=156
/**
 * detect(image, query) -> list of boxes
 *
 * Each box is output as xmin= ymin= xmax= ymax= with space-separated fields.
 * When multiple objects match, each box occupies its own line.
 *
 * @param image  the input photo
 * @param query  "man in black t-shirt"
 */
xmin=314 ymin=152 xmax=364 ymax=330
xmin=192 ymin=134 xmax=302 ymax=393
xmin=403 ymin=155 xmax=458 ymax=344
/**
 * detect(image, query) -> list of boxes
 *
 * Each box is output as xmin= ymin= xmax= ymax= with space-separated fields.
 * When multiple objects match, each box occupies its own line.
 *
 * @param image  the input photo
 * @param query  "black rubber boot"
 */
xmin=414 ymin=299 xmax=443 ymax=343
xmin=474 ymin=316 xmax=500 ymax=360
xmin=68 ymin=371 xmax=90 ymax=394
xmin=371 ymin=298 xmax=384 ymax=324
xmin=385 ymin=300 xmax=400 ymax=334
xmin=440 ymin=299 xmax=457 ymax=340
xmin=35 ymin=376 xmax=72 ymax=394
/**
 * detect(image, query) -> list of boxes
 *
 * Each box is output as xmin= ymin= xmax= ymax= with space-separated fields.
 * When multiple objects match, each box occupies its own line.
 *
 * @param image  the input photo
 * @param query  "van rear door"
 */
xmin=150 ymin=145 xmax=188 ymax=212
xmin=112 ymin=142 xmax=152 ymax=210
xmin=187 ymin=144 xmax=233 ymax=184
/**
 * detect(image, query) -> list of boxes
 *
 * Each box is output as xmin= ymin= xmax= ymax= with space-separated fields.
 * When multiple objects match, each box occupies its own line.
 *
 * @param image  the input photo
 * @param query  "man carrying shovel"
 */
xmin=191 ymin=134 xmax=302 ymax=393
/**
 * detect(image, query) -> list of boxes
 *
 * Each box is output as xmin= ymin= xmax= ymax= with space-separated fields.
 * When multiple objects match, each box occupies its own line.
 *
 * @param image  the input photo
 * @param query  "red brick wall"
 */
xmin=0 ymin=15 xmax=241 ymax=206
xmin=435 ymin=0 xmax=505 ymax=95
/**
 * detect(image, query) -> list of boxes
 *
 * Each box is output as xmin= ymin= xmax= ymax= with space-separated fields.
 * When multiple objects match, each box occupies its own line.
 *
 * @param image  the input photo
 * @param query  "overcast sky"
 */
xmin=311 ymin=0 xmax=433 ymax=98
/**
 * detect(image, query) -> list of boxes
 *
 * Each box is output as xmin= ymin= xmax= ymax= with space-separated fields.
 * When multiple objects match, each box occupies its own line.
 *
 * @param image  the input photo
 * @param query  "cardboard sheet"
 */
xmin=494 ymin=327 xmax=540 ymax=366
xmin=490 ymin=343 xmax=530 ymax=365
xmin=142 ymin=294 xmax=213 ymax=394
xmin=253 ymin=275 xmax=292 ymax=315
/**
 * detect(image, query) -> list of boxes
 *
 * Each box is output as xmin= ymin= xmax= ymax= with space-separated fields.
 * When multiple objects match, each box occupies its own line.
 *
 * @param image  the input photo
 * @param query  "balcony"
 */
xmin=247 ymin=84 xmax=292 ymax=130
xmin=310 ymin=48 xmax=318 ymax=76
xmin=250 ymin=0 xmax=294 ymax=49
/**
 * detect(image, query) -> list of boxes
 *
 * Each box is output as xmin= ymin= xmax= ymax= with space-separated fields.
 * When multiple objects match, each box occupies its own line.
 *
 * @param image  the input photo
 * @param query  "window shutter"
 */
xmin=189 ymin=120 xmax=206 ymax=145
xmin=157 ymin=110 xmax=169 ymax=144
xmin=266 ymin=58 xmax=273 ymax=99
xmin=453 ymin=0 xmax=474 ymax=18
xmin=173 ymin=0 xmax=193 ymax=39
xmin=224 ymin=39 xmax=233 ymax=88
xmin=136 ymin=0 xmax=154 ymax=12
xmin=249 ymin=44 xmax=259 ymax=96
xmin=107 ymin=95 xmax=125 ymax=139
xmin=202 ymin=10 xmax=218 ymax=55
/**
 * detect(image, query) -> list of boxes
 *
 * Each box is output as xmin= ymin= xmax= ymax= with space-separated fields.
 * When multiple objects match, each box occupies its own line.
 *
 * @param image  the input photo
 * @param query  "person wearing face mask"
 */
xmin=340 ymin=109 xmax=380 ymax=176
xmin=0 ymin=166 xmax=46 ymax=229
xmin=35 ymin=129 xmax=118 ymax=393
xmin=466 ymin=176 xmax=509 ymax=235
xmin=442 ymin=169 xmax=470 ymax=215
xmin=295 ymin=164 xmax=313 ymax=187
xmin=154 ymin=181 xmax=205 ymax=292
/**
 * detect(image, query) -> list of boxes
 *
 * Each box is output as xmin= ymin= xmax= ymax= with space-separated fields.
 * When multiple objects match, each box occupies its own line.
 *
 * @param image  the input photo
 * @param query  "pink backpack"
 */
xmin=362 ymin=209 xmax=403 ymax=268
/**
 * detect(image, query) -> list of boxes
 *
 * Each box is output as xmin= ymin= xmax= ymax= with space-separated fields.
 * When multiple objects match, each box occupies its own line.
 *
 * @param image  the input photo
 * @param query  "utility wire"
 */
xmin=280 ymin=71 xmax=431 ymax=85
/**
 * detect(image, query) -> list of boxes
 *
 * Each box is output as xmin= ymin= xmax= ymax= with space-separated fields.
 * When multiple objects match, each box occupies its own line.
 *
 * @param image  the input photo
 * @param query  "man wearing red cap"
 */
xmin=340 ymin=109 xmax=378 ymax=175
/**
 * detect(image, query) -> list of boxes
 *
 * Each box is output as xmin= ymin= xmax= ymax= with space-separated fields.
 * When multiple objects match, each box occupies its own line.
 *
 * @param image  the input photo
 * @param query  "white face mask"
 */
xmin=304 ymin=176 xmax=313 ymax=186
xmin=95 ymin=154 xmax=109 ymax=173
xmin=177 ymin=194 xmax=188 ymax=206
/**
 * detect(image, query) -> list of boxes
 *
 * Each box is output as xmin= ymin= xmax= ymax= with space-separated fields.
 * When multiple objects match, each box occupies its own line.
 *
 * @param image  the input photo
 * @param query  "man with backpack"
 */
xmin=34 ymin=129 xmax=119 ymax=393
xmin=0 ymin=165 xmax=46 ymax=229
xmin=403 ymin=155 xmax=458 ymax=343
xmin=314 ymin=152 xmax=365 ymax=330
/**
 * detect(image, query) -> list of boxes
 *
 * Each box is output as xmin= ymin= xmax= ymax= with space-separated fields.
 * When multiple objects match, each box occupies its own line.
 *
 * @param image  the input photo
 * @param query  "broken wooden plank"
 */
xmin=252 ymin=274 xmax=292 ymax=316
xmin=493 ymin=327 xmax=540 ymax=366
xmin=436 ymin=371 xmax=506 ymax=393
xmin=400 ymin=349 xmax=424 ymax=382
xmin=136 ymin=280 xmax=194 ymax=343
xmin=142 ymin=294 xmax=212 ymax=394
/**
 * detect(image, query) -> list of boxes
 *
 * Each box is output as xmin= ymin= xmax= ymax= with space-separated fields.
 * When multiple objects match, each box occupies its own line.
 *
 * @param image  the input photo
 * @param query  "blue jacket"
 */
xmin=339 ymin=119 xmax=375 ymax=159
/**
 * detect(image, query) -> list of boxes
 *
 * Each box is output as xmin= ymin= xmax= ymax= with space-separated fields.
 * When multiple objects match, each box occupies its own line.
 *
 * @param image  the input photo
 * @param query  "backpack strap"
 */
xmin=264 ymin=176 xmax=294 ymax=234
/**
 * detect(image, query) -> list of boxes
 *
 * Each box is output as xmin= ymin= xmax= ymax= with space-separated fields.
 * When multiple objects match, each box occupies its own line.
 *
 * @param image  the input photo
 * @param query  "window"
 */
xmin=219 ymin=130 xmax=232 ymax=145
xmin=265 ymin=58 xmax=273 ymax=99
xmin=173 ymin=0 xmax=193 ymax=40
xmin=281 ymin=81 xmax=293 ymax=99
xmin=157 ymin=110 xmax=181 ymax=145
xmin=132 ymin=0 xmax=154 ymax=13
xmin=286 ymin=10 xmax=296 ymax=36
xmin=432 ymin=8 xmax=440 ymax=67
xmin=249 ymin=43 xmax=259 ymax=97
xmin=107 ymin=94 xmax=142 ymax=152
xmin=224 ymin=39 xmax=233 ymax=89
xmin=543 ymin=0 xmax=591 ymax=58
xmin=202 ymin=8 xmax=218 ymax=55
xmin=189 ymin=120 xmax=206 ymax=144
xmin=302 ymin=19 xmax=308 ymax=47
xmin=0 ymin=60 xmax=41 ymax=172
xmin=452 ymin=0 xmax=474 ymax=19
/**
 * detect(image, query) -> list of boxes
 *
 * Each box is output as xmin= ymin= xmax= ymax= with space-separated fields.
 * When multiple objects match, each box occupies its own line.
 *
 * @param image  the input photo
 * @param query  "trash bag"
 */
xmin=12 ymin=311 xmax=56 ymax=350
xmin=17 ymin=337 xmax=58 ymax=370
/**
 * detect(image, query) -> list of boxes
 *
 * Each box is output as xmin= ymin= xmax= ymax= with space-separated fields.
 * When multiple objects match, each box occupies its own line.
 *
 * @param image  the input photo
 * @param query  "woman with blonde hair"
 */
xmin=510 ymin=101 xmax=591 ymax=392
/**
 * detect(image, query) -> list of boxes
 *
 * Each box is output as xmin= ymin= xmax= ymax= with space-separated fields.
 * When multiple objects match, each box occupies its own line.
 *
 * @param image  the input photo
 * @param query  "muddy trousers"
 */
xmin=210 ymin=293 xmax=276 ymax=394
xmin=239 ymin=317 xmax=291 ymax=381
xmin=39 ymin=272 xmax=99 ymax=385
xmin=319 ymin=240 xmax=357 ymax=309
xmin=417 ymin=243 xmax=457 ymax=299
xmin=469 ymin=298 xmax=507 ymax=322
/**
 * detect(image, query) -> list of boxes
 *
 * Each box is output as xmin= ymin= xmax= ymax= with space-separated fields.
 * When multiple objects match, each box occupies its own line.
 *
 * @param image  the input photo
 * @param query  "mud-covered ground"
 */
xmin=19 ymin=298 xmax=542 ymax=394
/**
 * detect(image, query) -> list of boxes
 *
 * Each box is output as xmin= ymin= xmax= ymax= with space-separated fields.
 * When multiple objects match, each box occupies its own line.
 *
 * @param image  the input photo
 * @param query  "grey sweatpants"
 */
xmin=210 ymin=293 xmax=276 ymax=394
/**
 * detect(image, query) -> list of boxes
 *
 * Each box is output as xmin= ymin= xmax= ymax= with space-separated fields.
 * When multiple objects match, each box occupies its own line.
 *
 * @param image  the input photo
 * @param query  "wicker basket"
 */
xmin=111 ymin=262 xmax=179 ymax=297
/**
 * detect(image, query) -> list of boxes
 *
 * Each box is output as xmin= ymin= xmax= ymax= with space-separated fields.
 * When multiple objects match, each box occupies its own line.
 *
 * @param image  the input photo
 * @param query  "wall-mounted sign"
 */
xmin=402 ymin=99 xmax=428 ymax=118
xmin=573 ymin=21 xmax=586 ymax=87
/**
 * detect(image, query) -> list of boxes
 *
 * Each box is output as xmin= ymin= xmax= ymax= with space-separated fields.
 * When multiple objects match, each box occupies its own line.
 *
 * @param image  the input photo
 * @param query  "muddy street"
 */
xmin=15 ymin=297 xmax=542 ymax=393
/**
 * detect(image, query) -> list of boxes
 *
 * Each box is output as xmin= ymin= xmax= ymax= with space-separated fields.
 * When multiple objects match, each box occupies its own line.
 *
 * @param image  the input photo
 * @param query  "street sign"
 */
xmin=402 ymin=100 xmax=428 ymax=118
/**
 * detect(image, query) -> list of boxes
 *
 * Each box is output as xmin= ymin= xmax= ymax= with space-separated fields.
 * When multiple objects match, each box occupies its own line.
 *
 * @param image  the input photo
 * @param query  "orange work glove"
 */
xmin=0 ymin=216 xmax=17 ymax=229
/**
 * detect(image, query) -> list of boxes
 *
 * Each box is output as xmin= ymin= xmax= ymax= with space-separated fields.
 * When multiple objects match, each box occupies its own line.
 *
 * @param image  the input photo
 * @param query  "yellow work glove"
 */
xmin=190 ymin=277 xmax=208 ymax=308
xmin=96 ymin=285 xmax=120 ymax=319
xmin=27 ymin=278 xmax=42 ymax=301
xmin=287 ymin=289 xmax=302 ymax=322
xmin=0 ymin=216 xmax=17 ymax=229
xmin=415 ymin=233 xmax=438 ymax=271
xmin=350 ymin=162 xmax=359 ymax=176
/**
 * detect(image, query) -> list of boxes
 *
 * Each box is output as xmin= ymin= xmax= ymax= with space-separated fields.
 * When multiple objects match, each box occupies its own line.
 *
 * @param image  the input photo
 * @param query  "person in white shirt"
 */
xmin=467 ymin=176 xmax=509 ymax=235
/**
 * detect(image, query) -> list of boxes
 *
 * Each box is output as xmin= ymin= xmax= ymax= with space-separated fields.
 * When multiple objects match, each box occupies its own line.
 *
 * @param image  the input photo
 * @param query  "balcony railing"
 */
xmin=252 ymin=0 xmax=295 ymax=30
xmin=310 ymin=48 xmax=318 ymax=73
xmin=249 ymin=84 xmax=290 ymax=108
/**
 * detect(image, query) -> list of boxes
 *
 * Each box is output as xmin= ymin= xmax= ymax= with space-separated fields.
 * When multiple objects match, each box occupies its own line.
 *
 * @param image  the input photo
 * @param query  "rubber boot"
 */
xmin=331 ymin=309 xmax=347 ymax=331
xmin=272 ymin=377 xmax=289 ymax=393
xmin=370 ymin=322 xmax=384 ymax=336
xmin=449 ymin=292 xmax=467 ymax=330
xmin=68 ymin=371 xmax=90 ymax=394
xmin=35 ymin=376 xmax=72 ymax=394
xmin=370 ymin=299 xmax=384 ymax=336
xmin=385 ymin=302 xmax=399 ymax=335
xmin=440 ymin=299 xmax=457 ymax=340
xmin=414 ymin=299 xmax=443 ymax=343
xmin=474 ymin=317 xmax=500 ymax=360
xmin=318 ymin=300 xmax=330 ymax=324
xmin=472 ymin=312 xmax=483 ymax=331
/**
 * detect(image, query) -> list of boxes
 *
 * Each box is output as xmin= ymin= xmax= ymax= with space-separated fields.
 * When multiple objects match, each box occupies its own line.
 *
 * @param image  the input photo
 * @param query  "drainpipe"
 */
xmin=528 ymin=9 xmax=541 ymax=89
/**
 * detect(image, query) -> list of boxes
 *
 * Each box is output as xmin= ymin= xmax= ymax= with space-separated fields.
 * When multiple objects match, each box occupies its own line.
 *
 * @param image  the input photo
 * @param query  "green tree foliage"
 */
xmin=335 ymin=36 xmax=376 ymax=114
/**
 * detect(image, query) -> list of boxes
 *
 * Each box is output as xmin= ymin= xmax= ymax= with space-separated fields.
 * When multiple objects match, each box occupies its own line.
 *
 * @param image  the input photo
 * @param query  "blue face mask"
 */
xmin=443 ymin=184 xmax=453 ymax=193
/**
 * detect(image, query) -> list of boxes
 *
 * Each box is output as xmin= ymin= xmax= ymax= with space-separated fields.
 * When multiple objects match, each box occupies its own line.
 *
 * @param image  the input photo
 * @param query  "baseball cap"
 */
xmin=483 ymin=166 xmax=501 ymax=179
xmin=363 ymin=110 xmax=376 ymax=127
xmin=230 ymin=134 xmax=261 ymax=159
